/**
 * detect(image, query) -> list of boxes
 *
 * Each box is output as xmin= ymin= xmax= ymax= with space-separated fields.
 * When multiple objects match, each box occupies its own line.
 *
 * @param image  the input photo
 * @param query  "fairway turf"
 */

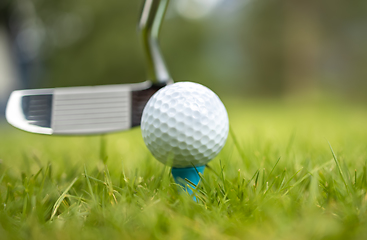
xmin=1 ymin=98 xmax=367 ymax=239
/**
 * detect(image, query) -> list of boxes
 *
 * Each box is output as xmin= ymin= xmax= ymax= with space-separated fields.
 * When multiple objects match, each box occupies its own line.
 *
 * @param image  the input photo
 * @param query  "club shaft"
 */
xmin=140 ymin=0 xmax=171 ymax=84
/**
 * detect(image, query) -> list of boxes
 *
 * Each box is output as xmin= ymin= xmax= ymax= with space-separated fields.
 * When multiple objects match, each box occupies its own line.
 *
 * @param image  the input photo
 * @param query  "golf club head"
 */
xmin=5 ymin=0 xmax=171 ymax=135
xmin=6 ymin=81 xmax=165 ymax=135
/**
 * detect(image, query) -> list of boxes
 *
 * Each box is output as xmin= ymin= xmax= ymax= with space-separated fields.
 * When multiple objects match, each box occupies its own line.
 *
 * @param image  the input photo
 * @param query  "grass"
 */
xmin=1 ymin=98 xmax=367 ymax=239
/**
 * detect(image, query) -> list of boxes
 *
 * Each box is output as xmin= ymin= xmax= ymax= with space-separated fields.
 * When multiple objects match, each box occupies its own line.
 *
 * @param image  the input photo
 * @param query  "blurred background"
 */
xmin=1 ymin=0 xmax=367 ymax=116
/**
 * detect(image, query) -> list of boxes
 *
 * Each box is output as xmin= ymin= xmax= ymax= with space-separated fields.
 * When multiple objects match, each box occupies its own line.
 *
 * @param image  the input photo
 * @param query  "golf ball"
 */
xmin=141 ymin=82 xmax=229 ymax=168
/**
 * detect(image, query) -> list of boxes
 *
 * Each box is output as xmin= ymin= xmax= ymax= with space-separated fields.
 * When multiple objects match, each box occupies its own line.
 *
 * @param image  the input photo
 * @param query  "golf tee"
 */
xmin=171 ymin=165 xmax=205 ymax=201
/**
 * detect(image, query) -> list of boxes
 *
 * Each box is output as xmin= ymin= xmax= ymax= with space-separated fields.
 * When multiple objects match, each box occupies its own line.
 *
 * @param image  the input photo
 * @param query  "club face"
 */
xmin=6 ymin=81 xmax=166 ymax=135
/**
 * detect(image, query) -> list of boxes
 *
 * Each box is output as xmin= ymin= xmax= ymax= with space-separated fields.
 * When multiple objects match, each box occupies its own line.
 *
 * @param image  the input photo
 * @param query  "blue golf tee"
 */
xmin=171 ymin=165 xmax=205 ymax=198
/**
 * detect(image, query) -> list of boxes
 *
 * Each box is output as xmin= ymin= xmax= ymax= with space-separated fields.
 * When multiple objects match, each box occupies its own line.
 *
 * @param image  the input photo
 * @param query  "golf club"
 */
xmin=6 ymin=0 xmax=171 ymax=135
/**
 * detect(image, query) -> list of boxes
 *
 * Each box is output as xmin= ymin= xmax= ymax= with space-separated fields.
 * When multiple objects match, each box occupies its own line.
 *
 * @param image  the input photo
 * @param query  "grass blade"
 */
xmin=328 ymin=142 xmax=350 ymax=194
xmin=50 ymin=177 xmax=78 ymax=220
xmin=229 ymin=127 xmax=248 ymax=162
xmin=84 ymin=166 xmax=97 ymax=204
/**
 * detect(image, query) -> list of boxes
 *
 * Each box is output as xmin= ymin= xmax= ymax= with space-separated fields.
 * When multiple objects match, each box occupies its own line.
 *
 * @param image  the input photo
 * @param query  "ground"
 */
xmin=0 ymin=98 xmax=367 ymax=240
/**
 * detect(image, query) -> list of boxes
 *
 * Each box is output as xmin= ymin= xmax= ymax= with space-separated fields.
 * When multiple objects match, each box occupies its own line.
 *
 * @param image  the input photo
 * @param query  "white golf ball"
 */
xmin=141 ymin=82 xmax=229 ymax=168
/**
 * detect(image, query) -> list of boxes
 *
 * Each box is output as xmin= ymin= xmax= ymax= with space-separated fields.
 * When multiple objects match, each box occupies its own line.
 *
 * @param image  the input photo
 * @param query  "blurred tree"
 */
xmin=14 ymin=0 xmax=367 ymax=100
xmin=241 ymin=0 xmax=367 ymax=99
xmin=33 ymin=0 xmax=144 ymax=87
xmin=241 ymin=0 xmax=285 ymax=96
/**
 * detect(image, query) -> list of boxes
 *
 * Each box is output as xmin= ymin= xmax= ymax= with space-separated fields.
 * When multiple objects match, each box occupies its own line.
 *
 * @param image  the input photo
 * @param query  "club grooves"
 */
xmin=21 ymin=95 xmax=53 ymax=128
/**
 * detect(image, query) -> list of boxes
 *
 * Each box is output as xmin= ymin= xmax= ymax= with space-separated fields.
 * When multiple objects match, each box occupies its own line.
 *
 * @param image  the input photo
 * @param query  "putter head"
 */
xmin=6 ymin=81 xmax=166 ymax=135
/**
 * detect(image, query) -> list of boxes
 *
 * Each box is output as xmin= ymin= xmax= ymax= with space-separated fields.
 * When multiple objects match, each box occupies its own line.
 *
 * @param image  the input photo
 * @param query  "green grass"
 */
xmin=1 ymin=98 xmax=367 ymax=239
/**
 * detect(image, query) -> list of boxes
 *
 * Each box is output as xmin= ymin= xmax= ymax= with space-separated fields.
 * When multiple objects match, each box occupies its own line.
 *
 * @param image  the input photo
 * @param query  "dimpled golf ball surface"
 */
xmin=141 ymin=82 xmax=229 ymax=168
